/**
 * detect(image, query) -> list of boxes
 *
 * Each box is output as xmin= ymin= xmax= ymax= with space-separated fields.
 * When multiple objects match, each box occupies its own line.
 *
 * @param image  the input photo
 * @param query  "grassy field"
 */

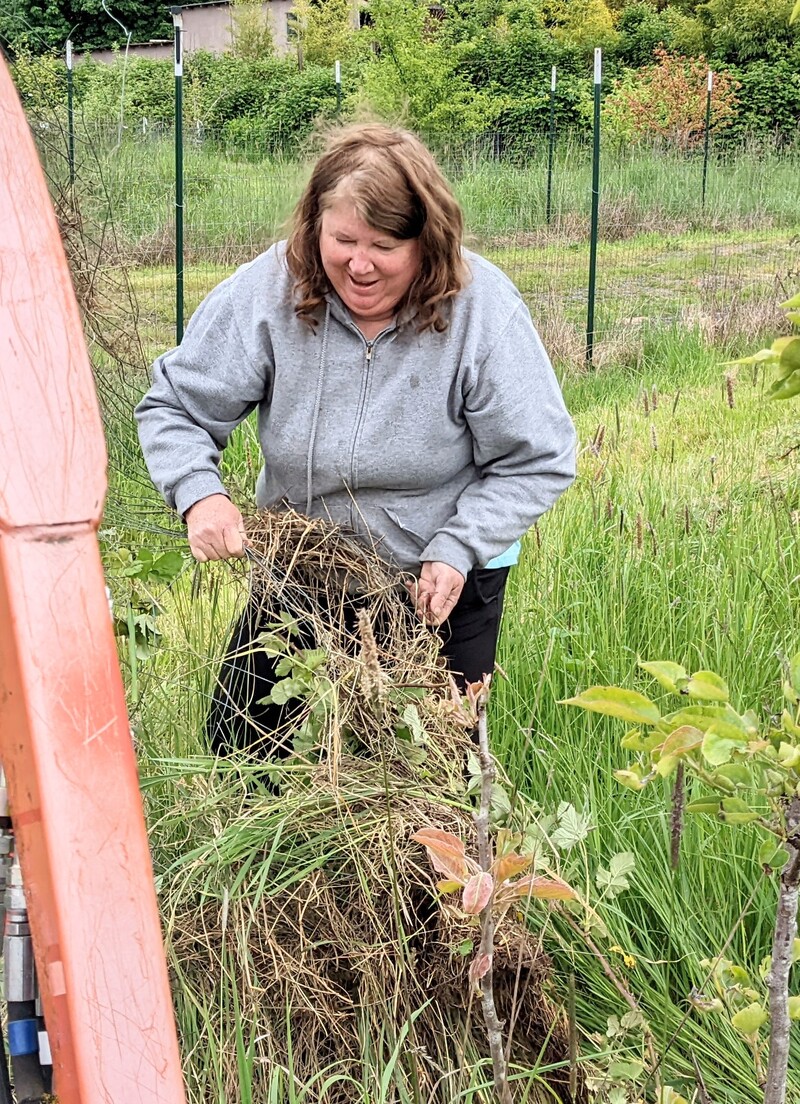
xmin=78 ymin=129 xmax=800 ymax=1100
xmin=101 ymin=312 xmax=800 ymax=1100
xmin=496 ymin=339 xmax=800 ymax=1101
xmin=55 ymin=128 xmax=800 ymax=265
xmin=128 ymin=224 xmax=796 ymax=376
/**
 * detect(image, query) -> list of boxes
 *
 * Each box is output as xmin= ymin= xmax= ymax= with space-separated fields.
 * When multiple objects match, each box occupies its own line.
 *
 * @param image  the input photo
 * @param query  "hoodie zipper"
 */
xmin=349 ymin=328 xmax=392 ymax=503
xmin=350 ymin=339 xmax=375 ymax=495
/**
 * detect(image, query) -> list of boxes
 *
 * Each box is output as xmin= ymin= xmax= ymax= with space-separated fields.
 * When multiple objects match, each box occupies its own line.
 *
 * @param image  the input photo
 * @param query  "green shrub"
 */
xmin=9 ymin=10 xmax=800 ymax=152
xmin=123 ymin=58 xmax=178 ymax=124
xmin=700 ymin=0 xmax=799 ymax=63
xmin=355 ymin=0 xmax=501 ymax=139
xmin=722 ymin=58 xmax=800 ymax=143
xmin=11 ymin=52 xmax=66 ymax=113
xmin=63 ymin=55 xmax=175 ymax=126
xmin=218 ymin=63 xmax=338 ymax=154
xmin=662 ymin=8 xmax=706 ymax=57
xmin=187 ymin=54 xmax=288 ymax=129
xmin=453 ymin=12 xmax=592 ymax=148
xmin=615 ymin=1 xmax=676 ymax=67
xmin=490 ymin=74 xmax=593 ymax=156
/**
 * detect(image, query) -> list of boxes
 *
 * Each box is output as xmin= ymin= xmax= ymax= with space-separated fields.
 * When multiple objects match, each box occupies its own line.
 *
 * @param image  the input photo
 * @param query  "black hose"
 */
xmin=7 ymin=999 xmax=46 ymax=1104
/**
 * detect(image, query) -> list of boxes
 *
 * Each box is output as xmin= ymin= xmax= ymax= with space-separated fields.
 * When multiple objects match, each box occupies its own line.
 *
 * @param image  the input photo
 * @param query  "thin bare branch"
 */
xmin=476 ymin=684 xmax=514 ymax=1104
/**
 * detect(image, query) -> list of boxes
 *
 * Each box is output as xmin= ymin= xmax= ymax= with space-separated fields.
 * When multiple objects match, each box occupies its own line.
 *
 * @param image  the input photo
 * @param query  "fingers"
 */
xmin=191 ymin=527 xmax=247 ymax=562
xmin=222 ymin=522 xmax=248 ymax=558
xmin=412 ymin=562 xmax=465 ymax=626
xmin=406 ymin=575 xmax=436 ymax=621
xmin=428 ymin=578 xmax=460 ymax=624
xmin=186 ymin=495 xmax=248 ymax=562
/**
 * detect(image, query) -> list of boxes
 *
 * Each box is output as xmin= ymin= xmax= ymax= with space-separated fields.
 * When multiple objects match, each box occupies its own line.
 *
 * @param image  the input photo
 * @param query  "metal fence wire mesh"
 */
xmin=34 ymin=115 xmax=799 ymax=369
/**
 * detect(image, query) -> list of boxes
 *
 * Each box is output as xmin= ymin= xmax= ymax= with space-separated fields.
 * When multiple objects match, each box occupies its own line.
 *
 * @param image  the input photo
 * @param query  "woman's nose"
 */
xmin=348 ymin=250 xmax=374 ymax=275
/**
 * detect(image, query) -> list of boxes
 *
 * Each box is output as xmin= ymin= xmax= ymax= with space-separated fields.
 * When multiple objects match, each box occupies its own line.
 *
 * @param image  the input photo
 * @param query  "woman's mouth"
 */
xmin=347 ymin=274 xmax=378 ymax=291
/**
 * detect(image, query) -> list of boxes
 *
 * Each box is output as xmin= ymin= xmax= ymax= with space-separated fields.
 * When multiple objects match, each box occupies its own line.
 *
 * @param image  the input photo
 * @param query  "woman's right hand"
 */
xmin=185 ymin=494 xmax=248 ymax=562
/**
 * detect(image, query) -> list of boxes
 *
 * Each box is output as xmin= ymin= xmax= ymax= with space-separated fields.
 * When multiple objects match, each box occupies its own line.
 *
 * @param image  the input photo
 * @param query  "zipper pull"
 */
xmin=365 ymin=342 xmax=373 ymax=364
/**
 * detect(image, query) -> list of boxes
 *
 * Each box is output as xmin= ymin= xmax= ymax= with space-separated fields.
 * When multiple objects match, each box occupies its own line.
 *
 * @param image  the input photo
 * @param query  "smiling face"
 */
xmin=319 ymin=197 xmax=421 ymax=335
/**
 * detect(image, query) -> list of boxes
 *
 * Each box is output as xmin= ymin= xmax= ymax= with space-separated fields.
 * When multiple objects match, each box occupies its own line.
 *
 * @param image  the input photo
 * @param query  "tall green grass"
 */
xmin=494 ymin=334 xmax=800 ymax=1101
xmin=58 ymin=126 xmax=800 ymax=260
xmin=103 ymin=326 xmax=800 ymax=1101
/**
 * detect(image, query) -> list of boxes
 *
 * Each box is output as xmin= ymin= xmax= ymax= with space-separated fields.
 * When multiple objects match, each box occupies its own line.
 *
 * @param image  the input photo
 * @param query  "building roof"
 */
xmin=172 ymin=1 xmax=234 ymax=9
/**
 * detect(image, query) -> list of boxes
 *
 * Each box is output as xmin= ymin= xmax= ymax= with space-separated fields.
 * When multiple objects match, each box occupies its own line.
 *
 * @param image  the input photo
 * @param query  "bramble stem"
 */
xmin=764 ymin=797 xmax=800 ymax=1104
xmin=476 ymin=686 xmax=514 ymax=1104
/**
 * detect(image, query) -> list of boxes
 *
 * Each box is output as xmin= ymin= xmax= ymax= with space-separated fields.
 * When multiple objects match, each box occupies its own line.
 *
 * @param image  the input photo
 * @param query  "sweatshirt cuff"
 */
xmin=173 ymin=472 xmax=230 ymax=519
xmin=420 ymin=533 xmax=474 ymax=579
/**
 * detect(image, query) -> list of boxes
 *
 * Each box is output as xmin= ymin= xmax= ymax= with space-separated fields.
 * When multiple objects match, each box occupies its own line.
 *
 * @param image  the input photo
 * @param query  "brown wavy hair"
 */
xmin=285 ymin=124 xmax=468 ymax=333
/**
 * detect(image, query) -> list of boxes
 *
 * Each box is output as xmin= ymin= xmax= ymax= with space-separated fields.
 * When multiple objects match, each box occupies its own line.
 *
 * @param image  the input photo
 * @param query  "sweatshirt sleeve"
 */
xmin=135 ymin=270 xmax=273 ymax=518
xmin=420 ymin=302 xmax=576 ymax=577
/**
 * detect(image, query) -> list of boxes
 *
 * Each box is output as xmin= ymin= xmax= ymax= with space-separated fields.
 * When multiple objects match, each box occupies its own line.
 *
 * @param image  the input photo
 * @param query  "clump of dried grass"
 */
xmin=125 ymin=228 xmax=271 ymax=269
xmin=54 ymin=182 xmax=148 ymax=372
xmin=680 ymin=284 xmax=790 ymax=347
xmin=157 ymin=510 xmax=580 ymax=1103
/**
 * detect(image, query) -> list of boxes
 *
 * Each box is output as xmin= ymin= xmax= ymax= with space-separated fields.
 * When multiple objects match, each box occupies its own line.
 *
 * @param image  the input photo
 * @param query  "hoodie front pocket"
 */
xmin=379 ymin=505 xmax=434 ymax=565
xmin=382 ymin=508 xmax=429 ymax=550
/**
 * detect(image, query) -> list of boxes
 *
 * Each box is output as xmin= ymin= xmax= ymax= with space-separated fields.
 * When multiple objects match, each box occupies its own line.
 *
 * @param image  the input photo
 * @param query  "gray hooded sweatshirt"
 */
xmin=135 ymin=244 xmax=576 ymax=578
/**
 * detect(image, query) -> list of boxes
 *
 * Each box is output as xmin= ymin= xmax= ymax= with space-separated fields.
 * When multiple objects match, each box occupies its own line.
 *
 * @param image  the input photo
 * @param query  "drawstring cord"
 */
xmin=306 ymin=303 xmax=331 ymax=516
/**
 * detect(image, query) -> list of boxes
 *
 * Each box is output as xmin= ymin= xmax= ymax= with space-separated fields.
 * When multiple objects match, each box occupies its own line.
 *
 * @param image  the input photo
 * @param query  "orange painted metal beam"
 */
xmin=0 ymin=59 xmax=186 ymax=1103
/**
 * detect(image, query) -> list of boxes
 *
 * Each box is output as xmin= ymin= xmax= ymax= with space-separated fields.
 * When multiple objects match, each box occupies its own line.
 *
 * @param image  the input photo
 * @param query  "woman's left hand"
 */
xmin=409 ymin=561 xmax=465 ymax=625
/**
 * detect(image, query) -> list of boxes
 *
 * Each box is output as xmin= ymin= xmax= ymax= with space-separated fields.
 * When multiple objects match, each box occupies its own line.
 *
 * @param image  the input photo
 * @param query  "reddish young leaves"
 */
xmin=604 ymin=49 xmax=739 ymax=151
xmin=510 ymin=874 xmax=578 ymax=902
xmin=411 ymin=827 xmax=470 ymax=882
xmin=469 ymin=952 xmax=492 ymax=988
xmin=492 ymin=851 xmax=532 ymax=883
xmin=462 ymin=871 xmax=495 ymax=915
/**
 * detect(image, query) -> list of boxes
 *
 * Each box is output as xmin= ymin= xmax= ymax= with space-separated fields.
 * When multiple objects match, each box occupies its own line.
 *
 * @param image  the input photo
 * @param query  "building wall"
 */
xmin=184 ymin=4 xmax=235 ymax=53
xmin=269 ymin=0 xmax=297 ymax=52
xmin=196 ymin=1 xmax=297 ymax=54
xmin=81 ymin=1 xmax=301 ymax=64
xmin=86 ymin=42 xmax=173 ymax=64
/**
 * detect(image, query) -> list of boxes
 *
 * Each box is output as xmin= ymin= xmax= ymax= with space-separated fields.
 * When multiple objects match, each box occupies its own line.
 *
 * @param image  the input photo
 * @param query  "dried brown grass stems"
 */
xmin=158 ymin=510 xmax=579 ymax=1103
xmin=48 ymin=150 xmax=148 ymax=374
xmin=241 ymin=509 xmax=460 ymax=786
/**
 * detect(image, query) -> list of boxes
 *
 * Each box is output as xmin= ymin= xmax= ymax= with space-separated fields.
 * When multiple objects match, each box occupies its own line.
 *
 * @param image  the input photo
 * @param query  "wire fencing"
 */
xmin=34 ymin=111 xmax=800 ymax=371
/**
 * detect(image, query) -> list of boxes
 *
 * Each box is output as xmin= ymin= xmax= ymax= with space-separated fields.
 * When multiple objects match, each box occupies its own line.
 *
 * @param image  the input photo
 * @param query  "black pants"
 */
xmin=207 ymin=566 xmax=509 ymax=757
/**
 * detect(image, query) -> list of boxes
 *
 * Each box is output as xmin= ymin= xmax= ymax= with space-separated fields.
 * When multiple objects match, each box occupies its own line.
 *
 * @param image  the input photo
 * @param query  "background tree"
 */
xmin=723 ymin=57 xmax=800 ymax=141
xmin=289 ymin=0 xmax=361 ymax=68
xmin=0 ymin=0 xmax=172 ymax=55
xmin=231 ymin=0 xmax=275 ymax=61
xmin=603 ymin=46 xmax=738 ymax=147
xmin=698 ymin=0 xmax=799 ymax=62
xmin=616 ymin=1 xmax=676 ymax=66
xmin=542 ymin=0 xmax=621 ymax=53
xmin=661 ymin=7 xmax=705 ymax=54
xmin=447 ymin=0 xmax=591 ymax=153
xmin=357 ymin=0 xmax=501 ymax=138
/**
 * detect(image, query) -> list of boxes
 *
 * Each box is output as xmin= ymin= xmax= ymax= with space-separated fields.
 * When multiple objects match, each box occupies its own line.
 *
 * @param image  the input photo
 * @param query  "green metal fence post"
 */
xmin=546 ymin=65 xmax=556 ymax=225
xmin=66 ymin=38 xmax=75 ymax=187
xmin=171 ymin=6 xmax=184 ymax=344
xmin=335 ymin=59 xmax=342 ymax=114
xmin=701 ymin=69 xmax=713 ymax=211
xmin=586 ymin=48 xmax=601 ymax=368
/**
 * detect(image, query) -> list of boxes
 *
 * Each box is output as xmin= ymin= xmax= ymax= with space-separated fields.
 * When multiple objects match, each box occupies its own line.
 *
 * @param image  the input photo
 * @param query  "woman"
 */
xmin=136 ymin=123 xmax=576 ymax=753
